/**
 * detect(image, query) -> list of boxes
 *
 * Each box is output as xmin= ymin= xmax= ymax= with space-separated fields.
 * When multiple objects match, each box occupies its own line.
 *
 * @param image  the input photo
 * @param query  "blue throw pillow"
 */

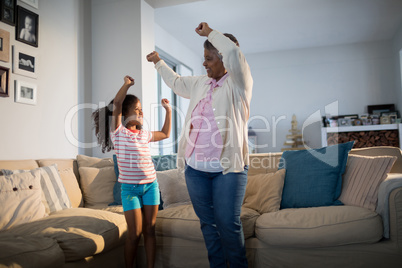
xmin=108 ymin=154 xmax=122 ymax=206
xmin=152 ymin=154 xmax=177 ymax=171
xmin=279 ymin=141 xmax=354 ymax=209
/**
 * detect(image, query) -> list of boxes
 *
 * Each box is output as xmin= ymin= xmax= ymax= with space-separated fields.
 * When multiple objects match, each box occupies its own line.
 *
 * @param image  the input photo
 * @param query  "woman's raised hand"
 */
xmin=195 ymin=22 xmax=213 ymax=37
xmin=124 ymin=75 xmax=135 ymax=86
xmin=146 ymin=51 xmax=161 ymax=64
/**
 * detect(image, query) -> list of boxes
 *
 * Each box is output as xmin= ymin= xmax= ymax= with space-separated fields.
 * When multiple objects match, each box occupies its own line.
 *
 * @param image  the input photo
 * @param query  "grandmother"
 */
xmin=147 ymin=22 xmax=253 ymax=267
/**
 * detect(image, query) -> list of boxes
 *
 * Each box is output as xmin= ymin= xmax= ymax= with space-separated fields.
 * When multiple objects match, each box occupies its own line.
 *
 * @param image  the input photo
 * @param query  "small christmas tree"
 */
xmin=282 ymin=114 xmax=305 ymax=151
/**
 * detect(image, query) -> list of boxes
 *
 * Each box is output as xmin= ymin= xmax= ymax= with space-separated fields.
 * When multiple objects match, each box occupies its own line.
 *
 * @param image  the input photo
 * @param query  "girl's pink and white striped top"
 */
xmin=110 ymin=124 xmax=156 ymax=184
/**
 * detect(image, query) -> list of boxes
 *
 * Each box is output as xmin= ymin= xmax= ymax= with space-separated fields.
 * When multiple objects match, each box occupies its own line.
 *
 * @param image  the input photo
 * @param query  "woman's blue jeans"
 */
xmin=185 ymin=165 xmax=248 ymax=268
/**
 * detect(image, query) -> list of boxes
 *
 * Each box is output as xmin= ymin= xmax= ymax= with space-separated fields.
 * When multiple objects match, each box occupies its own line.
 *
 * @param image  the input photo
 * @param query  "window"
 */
xmin=156 ymin=50 xmax=192 ymax=155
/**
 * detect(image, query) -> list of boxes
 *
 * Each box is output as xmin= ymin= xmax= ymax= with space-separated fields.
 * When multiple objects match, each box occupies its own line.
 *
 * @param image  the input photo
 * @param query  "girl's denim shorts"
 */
xmin=120 ymin=180 xmax=160 ymax=212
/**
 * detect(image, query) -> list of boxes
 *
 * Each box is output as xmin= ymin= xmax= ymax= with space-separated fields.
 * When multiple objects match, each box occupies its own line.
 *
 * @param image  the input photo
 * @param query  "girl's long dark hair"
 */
xmin=92 ymin=94 xmax=140 ymax=153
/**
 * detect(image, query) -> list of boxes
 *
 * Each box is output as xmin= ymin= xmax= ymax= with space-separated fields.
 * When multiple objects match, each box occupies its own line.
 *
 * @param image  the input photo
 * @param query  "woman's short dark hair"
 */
xmin=204 ymin=33 xmax=239 ymax=51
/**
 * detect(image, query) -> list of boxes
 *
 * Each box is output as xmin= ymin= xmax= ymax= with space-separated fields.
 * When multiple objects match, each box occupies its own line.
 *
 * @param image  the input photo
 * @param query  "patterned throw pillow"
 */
xmin=2 ymin=164 xmax=72 ymax=214
xmin=339 ymin=154 xmax=396 ymax=211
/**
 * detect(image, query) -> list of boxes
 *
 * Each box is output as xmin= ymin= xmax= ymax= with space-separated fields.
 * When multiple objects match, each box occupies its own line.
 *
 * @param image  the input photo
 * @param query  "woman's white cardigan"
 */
xmin=154 ymin=30 xmax=253 ymax=174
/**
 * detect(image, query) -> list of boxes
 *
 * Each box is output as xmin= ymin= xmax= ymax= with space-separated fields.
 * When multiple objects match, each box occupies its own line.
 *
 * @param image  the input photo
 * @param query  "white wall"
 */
xmin=247 ymin=40 xmax=397 ymax=153
xmin=0 ymin=0 xmax=82 ymax=160
xmin=155 ymin=23 xmax=204 ymax=76
xmin=392 ymin=22 xmax=402 ymax=113
xmin=91 ymin=0 xmax=157 ymax=158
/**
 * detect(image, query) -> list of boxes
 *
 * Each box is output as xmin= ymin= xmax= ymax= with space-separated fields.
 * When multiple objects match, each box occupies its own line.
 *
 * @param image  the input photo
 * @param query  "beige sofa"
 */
xmin=1 ymin=147 xmax=402 ymax=268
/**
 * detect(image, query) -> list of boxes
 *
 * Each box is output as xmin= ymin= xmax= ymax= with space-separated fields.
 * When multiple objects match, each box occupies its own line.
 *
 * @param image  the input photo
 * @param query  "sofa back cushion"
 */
xmin=248 ymin=153 xmax=282 ymax=175
xmin=38 ymin=158 xmax=79 ymax=182
xmin=78 ymin=166 xmax=116 ymax=207
xmin=339 ymin=154 xmax=396 ymax=211
xmin=0 ymin=170 xmax=46 ymax=230
xmin=349 ymin=146 xmax=402 ymax=173
xmin=58 ymin=168 xmax=84 ymax=208
xmin=243 ymin=169 xmax=286 ymax=214
xmin=0 ymin=160 xmax=39 ymax=171
xmin=157 ymin=169 xmax=191 ymax=209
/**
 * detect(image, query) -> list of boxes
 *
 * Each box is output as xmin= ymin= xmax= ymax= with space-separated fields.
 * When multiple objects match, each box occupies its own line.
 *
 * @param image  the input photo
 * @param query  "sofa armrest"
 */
xmin=388 ymin=186 xmax=402 ymax=253
xmin=376 ymin=173 xmax=402 ymax=239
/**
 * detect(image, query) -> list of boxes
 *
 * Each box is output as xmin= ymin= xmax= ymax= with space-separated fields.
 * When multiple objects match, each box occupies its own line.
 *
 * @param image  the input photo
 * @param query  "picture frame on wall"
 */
xmin=0 ymin=0 xmax=16 ymax=26
xmin=0 ymin=65 xmax=9 ymax=97
xmin=12 ymin=45 xmax=37 ymax=78
xmin=15 ymin=79 xmax=36 ymax=105
xmin=0 ymin=28 xmax=10 ymax=62
xmin=19 ymin=0 xmax=38 ymax=9
xmin=16 ymin=5 xmax=38 ymax=47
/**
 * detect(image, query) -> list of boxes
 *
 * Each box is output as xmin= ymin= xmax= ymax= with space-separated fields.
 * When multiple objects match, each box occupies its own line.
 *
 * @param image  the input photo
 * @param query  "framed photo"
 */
xmin=0 ymin=28 xmax=10 ymax=62
xmin=19 ymin=0 xmax=38 ymax=9
xmin=16 ymin=5 xmax=38 ymax=47
xmin=15 ymin=79 xmax=36 ymax=105
xmin=0 ymin=0 xmax=16 ymax=26
xmin=338 ymin=118 xmax=352 ymax=127
xmin=0 ymin=65 xmax=9 ymax=97
xmin=12 ymin=46 xmax=37 ymax=78
xmin=367 ymin=104 xmax=395 ymax=115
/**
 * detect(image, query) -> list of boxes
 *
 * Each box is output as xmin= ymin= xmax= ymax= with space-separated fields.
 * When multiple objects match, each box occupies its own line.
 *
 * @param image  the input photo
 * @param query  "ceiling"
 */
xmin=149 ymin=0 xmax=402 ymax=55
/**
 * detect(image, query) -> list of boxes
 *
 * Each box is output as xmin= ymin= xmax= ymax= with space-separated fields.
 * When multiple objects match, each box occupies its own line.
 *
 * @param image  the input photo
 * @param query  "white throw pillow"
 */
xmin=157 ymin=169 xmax=191 ymax=209
xmin=0 ymin=170 xmax=46 ymax=230
xmin=58 ymin=168 xmax=84 ymax=208
xmin=2 ymin=164 xmax=72 ymax=214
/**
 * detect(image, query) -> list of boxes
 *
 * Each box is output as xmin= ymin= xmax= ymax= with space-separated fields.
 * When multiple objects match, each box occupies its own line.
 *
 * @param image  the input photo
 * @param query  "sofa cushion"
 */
xmin=350 ymin=146 xmax=402 ymax=173
xmin=37 ymin=158 xmax=79 ymax=183
xmin=339 ymin=154 xmax=396 ymax=211
xmin=279 ymin=141 xmax=354 ymax=208
xmin=157 ymin=169 xmax=191 ymax=209
xmin=0 ymin=233 xmax=64 ymax=268
xmin=58 ymin=168 xmax=84 ymax=208
xmin=0 ymin=160 xmax=39 ymax=171
xmin=255 ymin=205 xmax=383 ymax=247
xmin=2 ymin=208 xmax=127 ymax=262
xmin=77 ymin=154 xmax=114 ymax=169
xmin=156 ymin=204 xmax=259 ymax=241
xmin=79 ymin=166 xmax=116 ymax=207
xmin=248 ymin=153 xmax=282 ymax=175
xmin=3 ymin=165 xmax=72 ymax=214
xmin=0 ymin=170 xmax=46 ymax=230
xmin=243 ymin=169 xmax=286 ymax=214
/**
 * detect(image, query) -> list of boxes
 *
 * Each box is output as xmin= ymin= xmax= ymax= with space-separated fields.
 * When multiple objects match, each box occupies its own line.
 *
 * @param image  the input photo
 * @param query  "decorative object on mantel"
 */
xmin=282 ymin=114 xmax=305 ymax=151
